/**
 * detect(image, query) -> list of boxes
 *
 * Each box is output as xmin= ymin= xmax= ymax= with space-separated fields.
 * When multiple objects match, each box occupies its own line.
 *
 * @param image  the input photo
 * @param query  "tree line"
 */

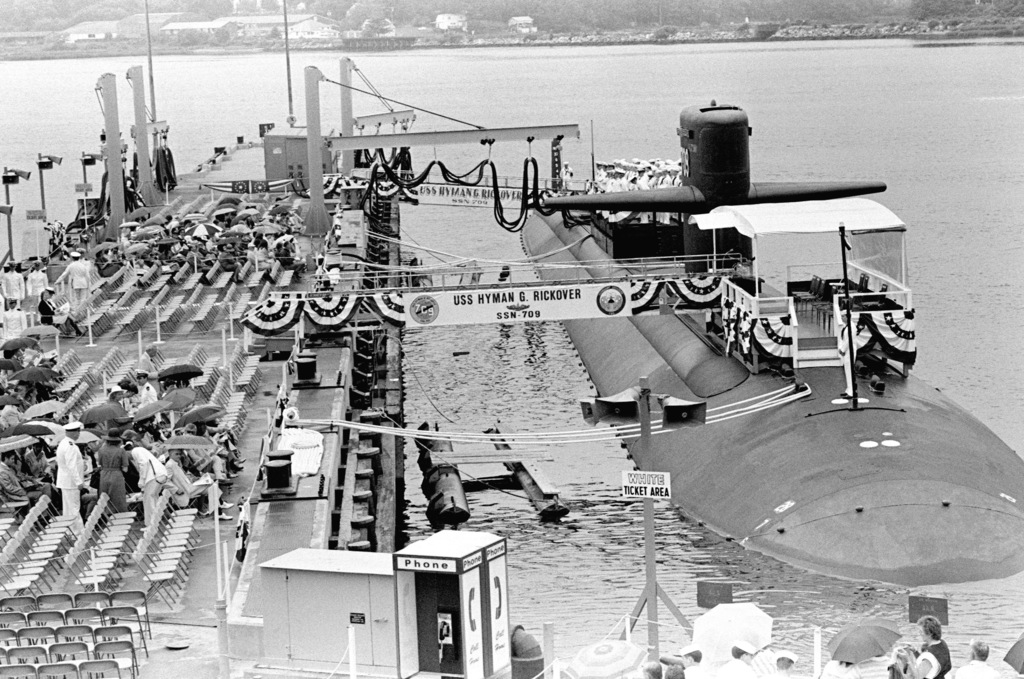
xmin=2 ymin=0 xmax=1020 ymax=34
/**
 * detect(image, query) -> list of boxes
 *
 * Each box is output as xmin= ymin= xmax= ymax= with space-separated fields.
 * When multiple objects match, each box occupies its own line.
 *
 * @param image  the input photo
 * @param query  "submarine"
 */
xmin=525 ymin=103 xmax=1024 ymax=586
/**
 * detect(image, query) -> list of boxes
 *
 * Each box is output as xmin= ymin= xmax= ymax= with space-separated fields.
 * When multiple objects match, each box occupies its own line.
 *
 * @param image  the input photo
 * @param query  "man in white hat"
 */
xmin=776 ymin=651 xmax=800 ymax=678
xmin=55 ymin=421 xmax=86 ymax=534
xmin=662 ymin=644 xmax=708 ymax=679
xmin=136 ymin=369 xmax=158 ymax=409
xmin=719 ymin=641 xmax=759 ymax=679
xmin=54 ymin=251 xmax=93 ymax=323
xmin=1 ymin=262 xmax=25 ymax=307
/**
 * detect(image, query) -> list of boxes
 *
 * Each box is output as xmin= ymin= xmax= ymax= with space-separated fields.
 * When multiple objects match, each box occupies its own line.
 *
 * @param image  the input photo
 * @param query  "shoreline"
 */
xmin=2 ymin=21 xmax=1023 ymax=62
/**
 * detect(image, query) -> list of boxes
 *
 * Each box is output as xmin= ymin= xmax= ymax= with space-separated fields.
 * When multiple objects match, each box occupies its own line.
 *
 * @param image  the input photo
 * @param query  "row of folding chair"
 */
xmin=0 ymin=647 xmax=125 ymax=679
xmin=187 ymin=293 xmax=225 ymax=333
xmin=52 ymin=350 xmax=81 ymax=377
xmin=0 ymin=608 xmax=146 ymax=657
xmin=54 ymin=362 xmax=96 ymax=397
xmin=92 ymin=349 xmax=125 ymax=380
xmin=0 ymin=626 xmax=138 ymax=677
xmin=0 ymin=591 xmax=150 ymax=642
xmin=130 ymin=495 xmax=198 ymax=609
xmin=64 ymin=497 xmax=137 ymax=594
xmin=1 ymin=498 xmax=59 ymax=596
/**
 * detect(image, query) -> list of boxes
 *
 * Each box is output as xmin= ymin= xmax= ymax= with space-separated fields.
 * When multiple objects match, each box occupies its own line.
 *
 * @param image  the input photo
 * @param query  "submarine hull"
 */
xmin=523 ymin=211 xmax=1024 ymax=586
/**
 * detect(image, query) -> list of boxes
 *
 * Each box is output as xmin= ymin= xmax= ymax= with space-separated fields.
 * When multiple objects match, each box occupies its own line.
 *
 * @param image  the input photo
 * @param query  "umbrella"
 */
xmin=828 ymin=622 xmax=902 ymax=664
xmin=132 ymin=226 xmax=165 ymax=240
xmin=1 ymin=337 xmax=39 ymax=352
xmin=237 ymin=208 xmax=260 ymax=217
xmin=81 ymin=402 xmax=128 ymax=425
xmin=127 ymin=207 xmax=152 ymax=220
xmin=1005 ymin=632 xmax=1024 ymax=673
xmin=21 ymin=325 xmax=60 ymax=338
xmin=253 ymin=225 xmax=283 ymax=236
xmin=213 ymin=206 xmax=236 ymax=217
xmin=159 ymin=364 xmax=204 ymax=381
xmin=564 ymin=641 xmax=647 ymax=679
xmin=269 ymin=204 xmax=290 ymax=216
xmin=143 ymin=215 xmax=167 ymax=226
xmin=23 ymin=400 xmax=62 ymax=419
xmin=692 ymin=603 xmax=773 ymax=664
xmin=182 ymin=213 xmax=207 ymax=222
xmin=10 ymin=366 xmax=60 ymax=383
xmin=126 ymin=243 xmax=151 ymax=256
xmin=0 ymin=435 xmax=37 ymax=453
xmin=162 ymin=387 xmax=197 ymax=411
xmin=154 ymin=238 xmax=178 ymax=246
xmin=272 ymin=234 xmax=295 ymax=248
xmin=164 ymin=434 xmax=216 ymax=450
xmin=28 ymin=420 xmax=65 ymax=446
xmin=90 ymin=242 xmax=119 ymax=256
xmin=185 ymin=223 xmax=222 ymax=239
xmin=77 ymin=431 xmax=100 ymax=445
xmin=4 ymin=422 xmax=57 ymax=438
xmin=0 ymin=395 xmax=21 ymax=406
xmin=118 ymin=221 xmax=141 ymax=230
xmin=227 ymin=224 xmax=251 ymax=235
xmin=177 ymin=405 xmax=226 ymax=427
xmin=133 ymin=399 xmax=174 ymax=423
xmin=0 ymin=359 xmax=21 ymax=371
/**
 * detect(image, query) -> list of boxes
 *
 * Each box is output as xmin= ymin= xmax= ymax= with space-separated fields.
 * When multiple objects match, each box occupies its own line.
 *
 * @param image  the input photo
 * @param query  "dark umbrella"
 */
xmin=177 ymin=405 xmax=226 ymax=427
xmin=81 ymin=402 xmax=129 ymax=426
xmin=3 ymin=422 xmax=58 ymax=438
xmin=133 ymin=399 xmax=174 ymax=423
xmin=127 ymin=207 xmax=153 ymax=220
xmin=21 ymin=325 xmax=60 ymax=339
xmin=143 ymin=214 xmax=167 ymax=226
xmin=154 ymin=238 xmax=178 ymax=246
xmin=269 ymin=204 xmax=290 ymax=216
xmin=828 ymin=622 xmax=902 ymax=664
xmin=90 ymin=242 xmax=119 ymax=257
xmin=162 ymin=387 xmax=197 ymax=411
xmin=158 ymin=364 xmax=204 ymax=381
xmin=10 ymin=366 xmax=60 ymax=384
xmin=0 ymin=358 xmax=21 ymax=371
xmin=1004 ymin=633 xmax=1024 ymax=673
xmin=1 ymin=337 xmax=39 ymax=352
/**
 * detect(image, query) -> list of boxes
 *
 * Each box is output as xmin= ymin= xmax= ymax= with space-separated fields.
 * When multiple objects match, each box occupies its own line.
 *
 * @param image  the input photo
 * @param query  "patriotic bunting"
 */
xmin=629 ymin=275 xmax=724 ymax=314
xmin=201 ymin=178 xmax=294 ymax=194
xmin=241 ymin=294 xmax=304 ymax=335
xmin=839 ymin=309 xmax=917 ymax=365
xmin=751 ymin=316 xmax=793 ymax=358
xmin=365 ymin=292 xmax=406 ymax=326
xmin=305 ymin=294 xmax=360 ymax=328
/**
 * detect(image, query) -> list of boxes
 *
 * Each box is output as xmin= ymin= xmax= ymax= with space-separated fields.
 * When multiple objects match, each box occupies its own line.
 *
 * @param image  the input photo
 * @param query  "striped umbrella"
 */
xmin=0 ymin=435 xmax=37 ymax=453
xmin=185 ymin=223 xmax=222 ymax=239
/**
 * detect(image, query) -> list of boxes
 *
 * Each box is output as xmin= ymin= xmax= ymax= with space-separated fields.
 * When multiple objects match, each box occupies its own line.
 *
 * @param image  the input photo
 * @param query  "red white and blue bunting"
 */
xmin=630 ymin=276 xmax=724 ymax=313
xmin=365 ymin=292 xmax=405 ymax=326
xmin=202 ymin=179 xmax=294 ymax=194
xmin=305 ymin=294 xmax=360 ymax=328
xmin=751 ymin=316 xmax=794 ymax=358
xmin=241 ymin=294 xmax=304 ymax=336
xmin=838 ymin=309 xmax=917 ymax=365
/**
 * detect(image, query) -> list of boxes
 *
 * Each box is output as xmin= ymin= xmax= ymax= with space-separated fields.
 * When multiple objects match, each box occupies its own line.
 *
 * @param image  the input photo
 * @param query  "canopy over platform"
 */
xmin=692 ymin=198 xmax=905 ymax=238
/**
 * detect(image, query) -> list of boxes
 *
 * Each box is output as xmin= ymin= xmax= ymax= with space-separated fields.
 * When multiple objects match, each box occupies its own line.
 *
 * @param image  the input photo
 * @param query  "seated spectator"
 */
xmin=163 ymin=449 xmax=232 ymax=520
xmin=0 ymin=449 xmax=30 ymax=511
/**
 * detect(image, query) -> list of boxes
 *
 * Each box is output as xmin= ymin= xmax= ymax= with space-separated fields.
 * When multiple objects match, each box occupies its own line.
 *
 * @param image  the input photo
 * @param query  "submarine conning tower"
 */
xmin=678 ymin=102 xmax=751 ymax=206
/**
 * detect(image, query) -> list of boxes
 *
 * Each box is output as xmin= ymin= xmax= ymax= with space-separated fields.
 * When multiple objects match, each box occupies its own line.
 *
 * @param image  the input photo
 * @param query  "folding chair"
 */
xmin=92 ymin=640 xmax=137 ymax=679
xmin=0 ymin=612 xmax=25 ymax=629
xmin=6 ymin=644 xmax=48 ymax=664
xmin=99 ymin=608 xmax=146 ymax=657
xmin=0 ymin=665 xmax=38 ymax=679
xmin=0 ymin=628 xmax=16 ymax=647
xmin=73 ymin=593 xmax=110 ymax=609
xmin=105 ymin=593 xmax=148 ymax=641
xmin=16 ymin=624 xmax=56 ymax=647
xmin=48 ymin=641 xmax=91 ymax=664
xmin=0 ymin=596 xmax=37 ymax=613
xmin=54 ymin=625 xmax=95 ymax=645
xmin=26 ymin=611 xmax=65 ymax=628
xmin=63 ymin=609 xmax=103 ymax=629
xmin=35 ymin=594 xmax=74 ymax=611
xmin=77 ymin=659 xmax=121 ymax=678
xmin=34 ymin=663 xmax=79 ymax=679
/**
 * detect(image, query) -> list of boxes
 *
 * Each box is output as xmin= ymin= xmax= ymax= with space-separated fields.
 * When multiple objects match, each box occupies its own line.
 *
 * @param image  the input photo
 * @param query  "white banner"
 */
xmin=405 ymin=282 xmax=633 ymax=326
xmin=416 ymin=182 xmax=525 ymax=209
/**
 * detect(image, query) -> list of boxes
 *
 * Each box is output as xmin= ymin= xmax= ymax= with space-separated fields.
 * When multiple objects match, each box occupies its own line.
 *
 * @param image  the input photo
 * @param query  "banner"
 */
xmin=416 ymin=182 xmax=524 ymax=209
xmin=630 ymin=276 xmax=723 ymax=313
xmin=201 ymin=178 xmax=294 ymax=194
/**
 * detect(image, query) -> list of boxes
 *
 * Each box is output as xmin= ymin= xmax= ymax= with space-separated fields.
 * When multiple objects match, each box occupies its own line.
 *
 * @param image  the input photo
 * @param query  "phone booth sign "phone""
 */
xmin=394 ymin=531 xmax=510 ymax=679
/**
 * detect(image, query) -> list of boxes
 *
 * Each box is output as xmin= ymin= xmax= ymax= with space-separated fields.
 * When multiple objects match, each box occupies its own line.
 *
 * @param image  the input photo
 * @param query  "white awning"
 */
xmin=692 ymin=198 xmax=906 ymax=238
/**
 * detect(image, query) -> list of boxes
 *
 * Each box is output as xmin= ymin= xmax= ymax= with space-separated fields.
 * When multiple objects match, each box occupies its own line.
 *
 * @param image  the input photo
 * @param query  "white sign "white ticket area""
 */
xmin=621 ymin=470 xmax=672 ymax=499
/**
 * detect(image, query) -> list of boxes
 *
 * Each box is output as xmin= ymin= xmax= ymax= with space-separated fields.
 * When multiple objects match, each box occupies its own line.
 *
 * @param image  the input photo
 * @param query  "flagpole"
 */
xmin=839 ymin=224 xmax=859 ymax=410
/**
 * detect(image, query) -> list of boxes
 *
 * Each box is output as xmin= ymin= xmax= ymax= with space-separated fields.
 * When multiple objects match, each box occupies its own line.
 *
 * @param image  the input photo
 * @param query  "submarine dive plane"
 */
xmin=525 ymin=103 xmax=1024 ymax=586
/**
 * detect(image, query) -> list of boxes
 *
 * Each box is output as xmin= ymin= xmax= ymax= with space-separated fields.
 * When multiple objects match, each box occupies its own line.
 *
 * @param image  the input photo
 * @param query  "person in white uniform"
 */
xmin=719 ymin=642 xmax=759 ymax=679
xmin=54 ymin=421 xmax=86 ymax=534
xmin=953 ymin=641 xmax=1000 ymax=679
xmin=54 ymin=251 xmax=92 ymax=322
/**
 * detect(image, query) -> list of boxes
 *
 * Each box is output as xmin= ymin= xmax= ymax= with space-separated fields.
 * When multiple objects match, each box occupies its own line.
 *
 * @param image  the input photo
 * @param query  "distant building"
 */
xmin=116 ymin=12 xmax=193 ymax=39
xmin=0 ymin=32 xmax=52 ymax=45
xmin=62 ymin=21 xmax=119 ymax=43
xmin=360 ymin=18 xmax=395 ymax=38
xmin=434 ymin=14 xmax=468 ymax=32
xmin=222 ymin=14 xmax=338 ymax=39
xmin=290 ymin=17 xmax=341 ymax=39
xmin=160 ymin=21 xmax=237 ymax=37
xmin=508 ymin=16 xmax=537 ymax=34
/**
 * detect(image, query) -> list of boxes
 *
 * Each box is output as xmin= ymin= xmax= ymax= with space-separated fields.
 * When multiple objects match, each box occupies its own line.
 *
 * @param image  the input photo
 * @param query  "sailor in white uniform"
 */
xmin=55 ymin=421 xmax=86 ymax=534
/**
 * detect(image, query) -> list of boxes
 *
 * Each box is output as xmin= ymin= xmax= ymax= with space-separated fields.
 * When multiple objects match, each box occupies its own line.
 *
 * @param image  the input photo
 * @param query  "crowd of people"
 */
xmin=645 ymin=617 xmax=1006 ymax=679
xmin=0 ymin=357 xmax=243 ymax=529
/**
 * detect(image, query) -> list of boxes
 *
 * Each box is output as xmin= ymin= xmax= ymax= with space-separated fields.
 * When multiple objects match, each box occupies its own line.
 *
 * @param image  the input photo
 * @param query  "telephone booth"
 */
xmin=394 ymin=531 xmax=511 ymax=679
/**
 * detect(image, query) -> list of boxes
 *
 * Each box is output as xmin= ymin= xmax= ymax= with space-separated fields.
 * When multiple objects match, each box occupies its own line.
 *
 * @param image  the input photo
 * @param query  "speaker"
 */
xmin=591 ymin=387 xmax=641 ymax=426
xmin=580 ymin=398 xmax=597 ymax=425
xmin=657 ymin=396 xmax=707 ymax=428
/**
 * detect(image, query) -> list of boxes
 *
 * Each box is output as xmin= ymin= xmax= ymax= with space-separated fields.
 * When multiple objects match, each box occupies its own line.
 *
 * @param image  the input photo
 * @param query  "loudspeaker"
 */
xmin=580 ymin=398 xmax=597 ymax=425
xmin=657 ymin=396 xmax=707 ymax=428
xmin=591 ymin=387 xmax=641 ymax=426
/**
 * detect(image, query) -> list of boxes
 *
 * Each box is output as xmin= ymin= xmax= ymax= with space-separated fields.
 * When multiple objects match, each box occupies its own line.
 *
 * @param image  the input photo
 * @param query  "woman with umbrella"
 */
xmin=96 ymin=430 xmax=131 ymax=513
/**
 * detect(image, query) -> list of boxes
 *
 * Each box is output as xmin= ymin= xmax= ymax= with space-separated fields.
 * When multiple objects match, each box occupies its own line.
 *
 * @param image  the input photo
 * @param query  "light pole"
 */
xmin=581 ymin=376 xmax=704 ymax=657
xmin=36 ymin=154 xmax=62 ymax=216
xmin=2 ymin=167 xmax=32 ymax=265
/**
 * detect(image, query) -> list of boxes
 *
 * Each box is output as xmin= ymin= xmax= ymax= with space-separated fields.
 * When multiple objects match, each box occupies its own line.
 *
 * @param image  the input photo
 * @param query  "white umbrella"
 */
xmin=564 ymin=641 xmax=647 ymax=679
xmin=692 ymin=603 xmax=773 ymax=664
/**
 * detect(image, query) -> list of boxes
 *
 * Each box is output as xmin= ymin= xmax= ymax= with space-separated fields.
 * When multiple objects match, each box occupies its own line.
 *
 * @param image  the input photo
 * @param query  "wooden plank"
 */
xmin=519 ymin=462 xmax=561 ymax=497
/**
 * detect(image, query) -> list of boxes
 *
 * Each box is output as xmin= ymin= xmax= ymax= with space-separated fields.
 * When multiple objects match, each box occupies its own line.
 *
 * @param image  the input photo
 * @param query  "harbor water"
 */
xmin=1 ymin=40 xmax=1023 ymax=663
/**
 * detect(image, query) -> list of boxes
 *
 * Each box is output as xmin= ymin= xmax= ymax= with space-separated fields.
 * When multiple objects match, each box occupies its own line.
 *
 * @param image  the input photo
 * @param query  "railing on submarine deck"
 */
xmin=722 ymin=278 xmax=800 ymax=370
xmin=786 ymin=262 xmax=913 ymax=311
xmin=347 ymin=168 xmax=595 ymax=193
xmin=309 ymin=254 xmax=748 ymax=293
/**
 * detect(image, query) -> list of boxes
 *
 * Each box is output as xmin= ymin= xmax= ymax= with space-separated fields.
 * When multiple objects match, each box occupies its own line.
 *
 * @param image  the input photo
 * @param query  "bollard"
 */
xmin=153 ymin=298 xmax=165 ymax=345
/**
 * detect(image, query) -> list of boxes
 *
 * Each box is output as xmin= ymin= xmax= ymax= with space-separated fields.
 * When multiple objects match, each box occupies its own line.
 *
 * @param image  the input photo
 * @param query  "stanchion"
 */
xmin=137 ymin=330 xmax=143 ymax=364
xmin=212 ymin=484 xmax=231 ymax=679
xmin=813 ymin=627 xmax=822 ymax=679
xmin=153 ymin=298 xmax=165 ymax=345
xmin=348 ymin=625 xmax=357 ymax=679
xmin=222 ymin=540 xmax=231 ymax=601
xmin=86 ymin=302 xmax=96 ymax=347
xmin=221 ymin=328 xmax=228 ymax=372
xmin=543 ymin=622 xmax=555 ymax=679
xmin=227 ymin=301 xmax=237 ymax=342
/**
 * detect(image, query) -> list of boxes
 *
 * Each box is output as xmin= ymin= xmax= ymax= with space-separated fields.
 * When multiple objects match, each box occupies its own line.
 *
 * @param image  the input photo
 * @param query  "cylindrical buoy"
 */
xmin=424 ymin=464 xmax=470 ymax=526
xmin=510 ymin=625 xmax=544 ymax=679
